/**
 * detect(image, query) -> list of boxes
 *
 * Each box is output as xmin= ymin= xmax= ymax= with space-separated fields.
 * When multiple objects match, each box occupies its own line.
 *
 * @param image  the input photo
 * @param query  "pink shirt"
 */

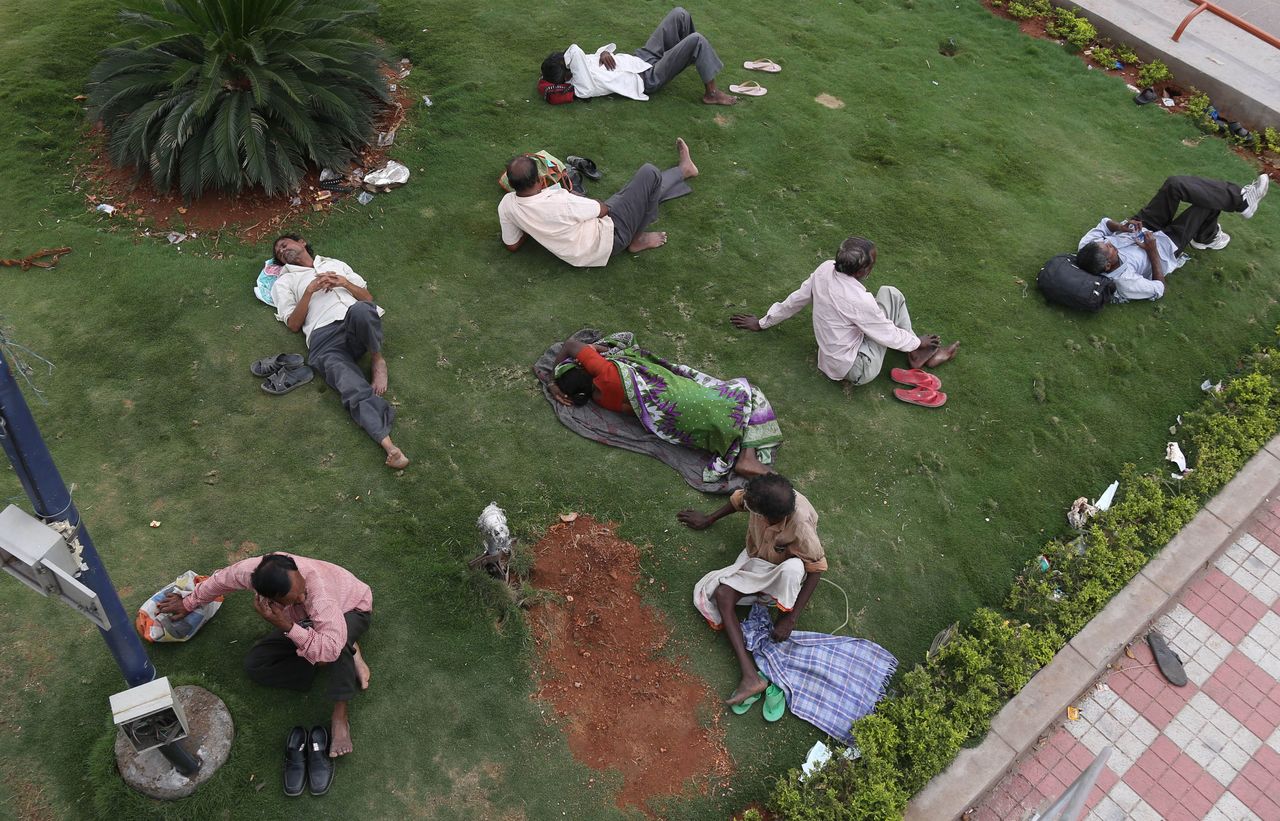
xmin=182 ymin=554 xmax=372 ymax=664
xmin=759 ymin=260 xmax=920 ymax=380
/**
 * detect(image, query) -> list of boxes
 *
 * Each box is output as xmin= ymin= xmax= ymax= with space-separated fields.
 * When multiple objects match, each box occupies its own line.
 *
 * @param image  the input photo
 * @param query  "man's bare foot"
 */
xmin=926 ymin=341 xmax=960 ymax=368
xmin=627 ymin=231 xmax=668 ymax=253
xmin=330 ymin=703 xmax=353 ymax=758
xmin=703 ymin=89 xmax=737 ymax=106
xmin=353 ymin=643 xmax=371 ymax=690
xmin=907 ymin=343 xmax=938 ymax=370
xmin=384 ymin=447 xmax=410 ymax=469
xmin=676 ymin=137 xmax=698 ymax=179
xmin=371 ymin=356 xmax=388 ymax=396
xmin=725 ymin=674 xmax=769 ymax=705
xmin=732 ymin=448 xmax=771 ymax=478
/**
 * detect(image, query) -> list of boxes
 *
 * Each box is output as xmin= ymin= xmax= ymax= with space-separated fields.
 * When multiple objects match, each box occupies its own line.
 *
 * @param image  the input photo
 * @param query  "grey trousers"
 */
xmin=244 ymin=610 xmax=371 ymax=702
xmin=606 ymin=163 xmax=692 ymax=254
xmin=1133 ymin=175 xmax=1245 ymax=252
xmin=847 ymin=286 xmax=914 ymax=386
xmin=307 ymin=301 xmax=395 ymax=442
xmin=635 ymin=7 xmax=724 ymax=93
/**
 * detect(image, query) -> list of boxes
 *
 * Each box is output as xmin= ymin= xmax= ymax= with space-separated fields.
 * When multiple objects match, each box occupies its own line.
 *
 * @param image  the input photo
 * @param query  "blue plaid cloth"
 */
xmin=742 ymin=604 xmax=897 ymax=744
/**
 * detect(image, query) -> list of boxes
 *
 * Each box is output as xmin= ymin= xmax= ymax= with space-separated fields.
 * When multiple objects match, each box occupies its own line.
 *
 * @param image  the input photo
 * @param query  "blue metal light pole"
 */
xmin=0 ymin=349 xmax=156 ymax=687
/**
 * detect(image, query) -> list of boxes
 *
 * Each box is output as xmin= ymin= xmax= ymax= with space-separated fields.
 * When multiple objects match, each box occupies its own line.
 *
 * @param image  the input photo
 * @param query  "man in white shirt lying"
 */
xmin=498 ymin=139 xmax=698 ymax=266
xmin=541 ymin=7 xmax=736 ymax=106
xmin=1074 ymin=174 xmax=1270 ymax=303
xmin=731 ymin=237 xmax=959 ymax=385
xmin=271 ymin=235 xmax=409 ymax=469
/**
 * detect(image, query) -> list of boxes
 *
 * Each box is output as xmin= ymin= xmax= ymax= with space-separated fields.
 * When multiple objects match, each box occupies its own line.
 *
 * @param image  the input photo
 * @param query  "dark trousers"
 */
xmin=606 ymin=163 xmax=692 ymax=253
xmin=636 ymin=7 xmax=724 ymax=93
xmin=1133 ymin=175 xmax=1245 ymax=252
xmin=307 ymin=301 xmax=394 ymax=442
xmin=244 ymin=610 xmax=371 ymax=702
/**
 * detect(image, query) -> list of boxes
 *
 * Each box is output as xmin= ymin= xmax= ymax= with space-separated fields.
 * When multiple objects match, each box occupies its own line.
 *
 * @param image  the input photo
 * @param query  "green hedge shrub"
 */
xmin=1045 ymin=8 xmax=1097 ymax=51
xmin=765 ymin=339 xmax=1280 ymax=819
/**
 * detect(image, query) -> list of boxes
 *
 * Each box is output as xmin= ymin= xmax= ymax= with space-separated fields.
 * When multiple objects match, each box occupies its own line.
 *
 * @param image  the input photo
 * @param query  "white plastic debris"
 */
xmin=1165 ymin=442 xmax=1188 ymax=473
xmin=363 ymin=160 xmax=410 ymax=190
xmin=800 ymin=741 xmax=858 ymax=782
xmin=166 ymin=232 xmax=187 ymax=244
xmin=319 ymin=168 xmax=342 ymax=183
xmin=357 ymin=191 xmax=374 ymax=205
xmin=1095 ymin=480 xmax=1119 ymax=511
xmin=1162 ymin=98 xmax=1175 ymax=107
xmin=422 ymin=95 xmax=433 ymax=107
xmin=1200 ymin=379 xmax=1223 ymax=393
xmin=376 ymin=129 xmax=397 ymax=147
xmin=95 ymin=203 xmax=116 ymax=214
xmin=1068 ymin=497 xmax=1100 ymax=529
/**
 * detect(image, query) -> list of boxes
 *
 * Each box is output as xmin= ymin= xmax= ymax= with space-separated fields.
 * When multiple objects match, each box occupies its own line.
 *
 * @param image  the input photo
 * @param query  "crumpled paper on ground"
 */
xmin=800 ymin=740 xmax=859 ymax=781
xmin=1068 ymin=497 xmax=1100 ymax=529
xmin=363 ymin=160 xmax=410 ymax=190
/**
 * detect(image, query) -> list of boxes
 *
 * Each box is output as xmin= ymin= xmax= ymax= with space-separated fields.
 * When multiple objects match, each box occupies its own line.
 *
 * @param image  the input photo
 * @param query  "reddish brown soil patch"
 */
xmin=75 ymin=63 xmax=416 ymax=243
xmin=528 ymin=516 xmax=733 ymax=814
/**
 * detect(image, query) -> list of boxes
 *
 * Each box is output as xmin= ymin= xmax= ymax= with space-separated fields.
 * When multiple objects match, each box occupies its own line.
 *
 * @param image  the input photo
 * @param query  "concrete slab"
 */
xmin=1204 ymin=446 xmax=1280 ymax=527
xmin=989 ymin=645 xmax=1096 ymax=753
xmin=1140 ymin=507 xmax=1231 ymax=595
xmin=903 ymin=733 xmax=1019 ymax=821
xmin=1062 ymin=0 xmax=1280 ymax=126
xmin=115 ymin=685 xmax=233 ymax=800
xmin=1068 ymin=573 xmax=1169 ymax=668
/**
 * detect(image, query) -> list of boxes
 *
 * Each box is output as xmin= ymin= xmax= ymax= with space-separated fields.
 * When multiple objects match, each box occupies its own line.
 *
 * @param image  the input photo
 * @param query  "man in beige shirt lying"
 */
xmin=731 ymin=236 xmax=959 ymax=385
xmin=498 ymin=138 xmax=698 ymax=267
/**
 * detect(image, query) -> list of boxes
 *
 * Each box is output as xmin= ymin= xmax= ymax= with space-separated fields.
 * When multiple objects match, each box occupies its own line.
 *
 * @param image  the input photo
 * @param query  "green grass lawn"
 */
xmin=2 ymin=0 xmax=1278 ymax=818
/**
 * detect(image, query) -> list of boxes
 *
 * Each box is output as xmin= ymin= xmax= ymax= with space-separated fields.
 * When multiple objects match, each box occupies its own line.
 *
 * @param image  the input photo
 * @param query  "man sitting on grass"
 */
xmin=1074 ymin=174 xmax=1270 ymax=302
xmin=679 ymin=474 xmax=826 ymax=705
xmin=540 ymin=7 xmax=736 ymax=106
xmin=498 ymin=138 xmax=698 ymax=266
xmin=156 ymin=552 xmax=372 ymax=757
xmin=271 ymin=235 xmax=408 ymax=469
xmin=730 ymin=236 xmax=958 ymax=386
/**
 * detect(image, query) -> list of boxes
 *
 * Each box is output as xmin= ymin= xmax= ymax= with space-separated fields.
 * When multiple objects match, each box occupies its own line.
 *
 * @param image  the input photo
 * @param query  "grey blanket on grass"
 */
xmin=533 ymin=329 xmax=748 ymax=495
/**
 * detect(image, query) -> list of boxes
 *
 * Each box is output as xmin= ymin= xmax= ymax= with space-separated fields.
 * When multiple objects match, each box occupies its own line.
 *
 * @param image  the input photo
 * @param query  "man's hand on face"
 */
xmin=730 ymin=314 xmax=763 ymax=332
xmin=676 ymin=509 xmax=713 ymax=530
xmin=253 ymin=596 xmax=294 ymax=631
xmin=548 ymin=383 xmax=574 ymax=407
xmin=599 ymin=51 xmax=617 ymax=70
xmin=155 ymin=592 xmax=187 ymax=616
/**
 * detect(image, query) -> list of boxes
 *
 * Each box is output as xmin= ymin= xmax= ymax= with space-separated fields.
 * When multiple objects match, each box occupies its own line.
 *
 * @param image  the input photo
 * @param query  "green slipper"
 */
xmin=763 ymin=683 xmax=786 ymax=722
xmin=730 ymin=671 xmax=769 ymax=715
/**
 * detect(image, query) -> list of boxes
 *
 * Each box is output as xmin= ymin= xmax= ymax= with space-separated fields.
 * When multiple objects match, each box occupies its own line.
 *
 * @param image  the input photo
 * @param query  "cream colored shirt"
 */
xmin=730 ymin=488 xmax=827 ymax=573
xmin=498 ymin=188 xmax=614 ymax=268
xmin=271 ymin=256 xmax=383 ymax=345
xmin=759 ymin=260 xmax=920 ymax=380
xmin=563 ymin=43 xmax=650 ymax=101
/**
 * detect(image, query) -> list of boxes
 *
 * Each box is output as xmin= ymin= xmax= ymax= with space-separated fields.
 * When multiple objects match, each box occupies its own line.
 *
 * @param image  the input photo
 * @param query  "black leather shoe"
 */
xmin=307 ymin=725 xmax=334 ymax=796
xmin=283 ymin=725 xmax=306 ymax=797
xmin=1133 ymin=87 xmax=1158 ymax=106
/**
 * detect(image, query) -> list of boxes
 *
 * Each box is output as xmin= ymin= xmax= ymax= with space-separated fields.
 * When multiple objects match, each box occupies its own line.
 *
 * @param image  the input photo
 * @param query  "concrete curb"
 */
xmin=903 ymin=436 xmax=1280 ymax=821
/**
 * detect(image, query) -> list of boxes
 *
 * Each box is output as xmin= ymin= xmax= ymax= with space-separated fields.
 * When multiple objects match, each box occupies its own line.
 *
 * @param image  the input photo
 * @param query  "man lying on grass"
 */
xmin=678 ymin=474 xmax=825 ymax=705
xmin=539 ymin=7 xmax=736 ymax=106
xmin=271 ymin=235 xmax=409 ymax=469
xmin=731 ymin=236 xmax=958 ymax=385
xmin=499 ymin=138 xmax=698 ymax=266
xmin=156 ymin=553 xmax=372 ymax=757
xmin=1074 ymin=174 xmax=1270 ymax=302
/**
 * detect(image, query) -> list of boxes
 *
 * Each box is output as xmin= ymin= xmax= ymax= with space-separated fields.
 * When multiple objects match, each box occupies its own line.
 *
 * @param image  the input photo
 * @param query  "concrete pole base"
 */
xmin=114 ymin=685 xmax=234 ymax=800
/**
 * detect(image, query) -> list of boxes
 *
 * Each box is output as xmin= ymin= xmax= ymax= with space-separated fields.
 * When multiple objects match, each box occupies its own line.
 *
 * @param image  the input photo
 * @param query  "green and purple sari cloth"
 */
xmin=556 ymin=339 xmax=782 ymax=482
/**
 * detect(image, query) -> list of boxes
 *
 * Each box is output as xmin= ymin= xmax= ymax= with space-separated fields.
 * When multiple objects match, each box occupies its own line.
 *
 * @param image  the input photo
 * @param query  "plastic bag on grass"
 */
xmin=136 ymin=570 xmax=222 ymax=642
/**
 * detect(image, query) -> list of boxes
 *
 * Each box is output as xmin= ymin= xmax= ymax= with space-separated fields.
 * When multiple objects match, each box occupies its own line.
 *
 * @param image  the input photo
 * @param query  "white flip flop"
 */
xmin=743 ymin=59 xmax=782 ymax=73
xmin=729 ymin=81 xmax=767 ymax=97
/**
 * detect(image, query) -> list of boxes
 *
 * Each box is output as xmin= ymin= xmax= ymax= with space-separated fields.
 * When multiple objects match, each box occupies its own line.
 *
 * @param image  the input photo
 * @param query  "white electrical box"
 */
xmin=110 ymin=677 xmax=189 ymax=753
xmin=0 ymin=504 xmax=110 ymax=629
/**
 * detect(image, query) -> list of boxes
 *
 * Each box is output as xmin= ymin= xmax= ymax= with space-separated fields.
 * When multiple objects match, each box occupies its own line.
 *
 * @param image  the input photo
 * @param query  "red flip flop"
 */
xmin=890 ymin=368 xmax=941 ymax=390
xmin=894 ymin=387 xmax=947 ymax=408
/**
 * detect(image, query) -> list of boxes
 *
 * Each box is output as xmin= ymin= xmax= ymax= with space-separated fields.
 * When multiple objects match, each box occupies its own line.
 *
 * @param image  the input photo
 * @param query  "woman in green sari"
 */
xmin=544 ymin=335 xmax=782 ymax=481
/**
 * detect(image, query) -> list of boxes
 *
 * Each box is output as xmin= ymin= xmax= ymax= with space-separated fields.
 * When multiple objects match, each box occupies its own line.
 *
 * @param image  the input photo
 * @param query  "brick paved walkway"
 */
xmin=970 ymin=499 xmax=1280 ymax=821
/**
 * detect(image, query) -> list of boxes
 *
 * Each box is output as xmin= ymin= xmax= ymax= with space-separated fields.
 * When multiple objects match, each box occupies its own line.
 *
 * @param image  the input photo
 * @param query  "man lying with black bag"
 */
xmin=1040 ymin=174 xmax=1269 ymax=309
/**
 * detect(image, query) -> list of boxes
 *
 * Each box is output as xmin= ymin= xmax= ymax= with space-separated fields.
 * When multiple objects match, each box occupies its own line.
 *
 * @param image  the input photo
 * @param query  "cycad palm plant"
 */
xmin=88 ymin=0 xmax=388 ymax=200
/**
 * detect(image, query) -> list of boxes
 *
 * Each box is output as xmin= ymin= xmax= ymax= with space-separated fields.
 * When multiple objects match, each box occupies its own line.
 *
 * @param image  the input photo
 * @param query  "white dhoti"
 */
xmin=693 ymin=550 xmax=806 ymax=628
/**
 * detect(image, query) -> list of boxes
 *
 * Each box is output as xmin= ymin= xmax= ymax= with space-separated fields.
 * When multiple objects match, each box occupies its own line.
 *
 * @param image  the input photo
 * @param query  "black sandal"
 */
xmin=1134 ymin=87 xmax=1158 ymax=106
xmin=566 ymin=155 xmax=603 ymax=181
xmin=1147 ymin=631 xmax=1188 ymax=687
xmin=261 ymin=365 xmax=314 ymax=395
xmin=251 ymin=353 xmax=305 ymax=377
